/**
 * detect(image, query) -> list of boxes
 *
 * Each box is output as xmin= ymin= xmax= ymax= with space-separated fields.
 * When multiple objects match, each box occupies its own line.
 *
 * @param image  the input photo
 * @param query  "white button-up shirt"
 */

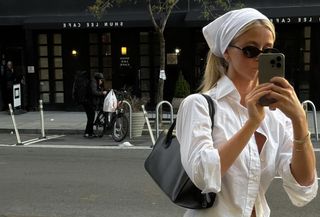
xmin=176 ymin=75 xmax=318 ymax=217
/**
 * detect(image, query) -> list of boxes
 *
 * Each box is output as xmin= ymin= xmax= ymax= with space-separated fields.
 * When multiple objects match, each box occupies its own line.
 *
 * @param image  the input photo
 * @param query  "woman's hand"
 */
xmin=267 ymin=77 xmax=306 ymax=122
xmin=245 ymin=83 xmax=273 ymax=125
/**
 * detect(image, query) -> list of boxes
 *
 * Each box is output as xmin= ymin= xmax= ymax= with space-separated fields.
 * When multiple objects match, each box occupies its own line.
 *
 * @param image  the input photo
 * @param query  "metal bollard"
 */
xmin=8 ymin=103 xmax=23 ymax=145
xmin=141 ymin=105 xmax=155 ymax=146
xmin=39 ymin=99 xmax=46 ymax=138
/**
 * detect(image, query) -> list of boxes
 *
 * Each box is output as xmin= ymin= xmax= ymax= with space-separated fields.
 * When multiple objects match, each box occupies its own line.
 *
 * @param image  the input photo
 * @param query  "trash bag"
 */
xmin=103 ymin=89 xmax=118 ymax=112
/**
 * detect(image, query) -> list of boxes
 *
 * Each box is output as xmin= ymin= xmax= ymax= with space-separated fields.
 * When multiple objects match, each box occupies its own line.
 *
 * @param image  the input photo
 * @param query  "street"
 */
xmin=0 ymin=145 xmax=185 ymax=217
xmin=0 ymin=133 xmax=319 ymax=217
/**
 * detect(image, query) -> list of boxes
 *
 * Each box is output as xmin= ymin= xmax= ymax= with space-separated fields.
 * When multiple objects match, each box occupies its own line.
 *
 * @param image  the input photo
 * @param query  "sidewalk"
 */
xmin=0 ymin=110 xmax=169 ymax=147
xmin=0 ymin=110 xmax=174 ymax=134
xmin=0 ymin=109 xmax=319 ymax=141
xmin=0 ymin=110 xmax=87 ymax=134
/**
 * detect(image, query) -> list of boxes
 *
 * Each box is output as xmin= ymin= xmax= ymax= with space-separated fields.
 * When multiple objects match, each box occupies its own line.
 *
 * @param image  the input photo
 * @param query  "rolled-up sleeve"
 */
xmin=176 ymin=94 xmax=221 ymax=193
xmin=282 ymin=162 xmax=318 ymax=207
xmin=276 ymin=122 xmax=318 ymax=207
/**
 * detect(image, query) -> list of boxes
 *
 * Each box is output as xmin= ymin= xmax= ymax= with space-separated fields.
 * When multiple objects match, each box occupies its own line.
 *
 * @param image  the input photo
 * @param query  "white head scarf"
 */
xmin=202 ymin=8 xmax=269 ymax=57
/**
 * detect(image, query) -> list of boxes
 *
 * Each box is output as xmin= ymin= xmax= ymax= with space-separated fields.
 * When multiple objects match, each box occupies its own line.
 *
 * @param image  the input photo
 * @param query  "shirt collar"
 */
xmin=208 ymin=75 xmax=241 ymax=102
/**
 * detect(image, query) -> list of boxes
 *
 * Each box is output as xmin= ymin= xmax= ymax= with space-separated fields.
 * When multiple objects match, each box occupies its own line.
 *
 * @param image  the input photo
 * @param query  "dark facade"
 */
xmin=1 ymin=0 xmax=320 ymax=110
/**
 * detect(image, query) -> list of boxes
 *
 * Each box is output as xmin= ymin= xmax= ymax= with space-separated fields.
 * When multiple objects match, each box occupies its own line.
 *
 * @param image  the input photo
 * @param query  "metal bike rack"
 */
xmin=141 ymin=105 xmax=155 ymax=145
xmin=156 ymin=101 xmax=174 ymax=139
xmin=302 ymin=100 xmax=318 ymax=141
xmin=8 ymin=103 xmax=23 ymax=145
xmin=122 ymin=100 xmax=132 ymax=139
xmin=39 ymin=99 xmax=46 ymax=139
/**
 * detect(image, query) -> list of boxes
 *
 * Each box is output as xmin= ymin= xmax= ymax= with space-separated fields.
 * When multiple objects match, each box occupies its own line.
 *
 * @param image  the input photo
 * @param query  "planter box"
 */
xmin=131 ymin=112 xmax=146 ymax=138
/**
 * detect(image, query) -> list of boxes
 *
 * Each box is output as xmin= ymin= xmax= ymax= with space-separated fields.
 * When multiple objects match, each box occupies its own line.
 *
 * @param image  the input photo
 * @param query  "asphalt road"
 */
xmin=0 ymin=146 xmax=184 ymax=217
xmin=0 ymin=133 xmax=319 ymax=217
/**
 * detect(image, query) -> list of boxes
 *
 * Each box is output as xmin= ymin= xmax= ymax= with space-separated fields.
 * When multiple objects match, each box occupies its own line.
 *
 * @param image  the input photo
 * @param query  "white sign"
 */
xmin=62 ymin=21 xmax=124 ymax=29
xmin=27 ymin=66 xmax=35 ymax=73
xmin=13 ymin=84 xmax=21 ymax=108
xmin=159 ymin=70 xmax=166 ymax=80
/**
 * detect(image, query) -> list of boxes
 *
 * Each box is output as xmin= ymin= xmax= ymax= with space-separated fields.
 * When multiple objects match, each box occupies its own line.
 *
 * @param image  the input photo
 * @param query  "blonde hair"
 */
xmin=199 ymin=19 xmax=275 ymax=92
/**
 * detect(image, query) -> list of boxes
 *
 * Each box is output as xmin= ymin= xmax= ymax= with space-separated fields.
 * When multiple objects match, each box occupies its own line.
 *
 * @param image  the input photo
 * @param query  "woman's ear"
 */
xmin=223 ymin=53 xmax=230 ymax=63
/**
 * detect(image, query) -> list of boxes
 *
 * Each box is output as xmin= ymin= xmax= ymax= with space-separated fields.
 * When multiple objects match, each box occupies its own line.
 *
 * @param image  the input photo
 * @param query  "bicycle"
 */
xmin=93 ymin=90 xmax=129 ymax=142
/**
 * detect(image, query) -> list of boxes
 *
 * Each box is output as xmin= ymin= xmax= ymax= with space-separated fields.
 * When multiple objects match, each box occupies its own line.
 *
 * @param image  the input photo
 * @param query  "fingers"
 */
xmin=247 ymin=83 xmax=273 ymax=102
xmin=269 ymin=76 xmax=290 ymax=88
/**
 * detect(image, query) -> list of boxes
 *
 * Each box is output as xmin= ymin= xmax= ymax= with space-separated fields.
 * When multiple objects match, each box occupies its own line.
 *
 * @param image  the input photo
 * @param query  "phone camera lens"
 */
xmin=277 ymin=63 xmax=282 ymax=68
xmin=276 ymin=56 xmax=282 ymax=61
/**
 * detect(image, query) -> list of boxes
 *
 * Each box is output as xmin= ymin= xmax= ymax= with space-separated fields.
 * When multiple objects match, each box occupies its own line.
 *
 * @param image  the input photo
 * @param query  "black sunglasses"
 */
xmin=229 ymin=45 xmax=280 ymax=58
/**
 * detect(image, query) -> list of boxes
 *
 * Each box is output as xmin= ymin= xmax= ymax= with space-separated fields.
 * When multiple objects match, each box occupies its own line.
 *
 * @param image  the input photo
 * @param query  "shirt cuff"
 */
xmin=282 ymin=162 xmax=318 ymax=207
xmin=193 ymin=148 xmax=221 ymax=194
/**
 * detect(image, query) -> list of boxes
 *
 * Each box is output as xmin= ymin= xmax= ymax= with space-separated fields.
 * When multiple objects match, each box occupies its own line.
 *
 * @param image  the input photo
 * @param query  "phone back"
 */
xmin=258 ymin=53 xmax=285 ymax=84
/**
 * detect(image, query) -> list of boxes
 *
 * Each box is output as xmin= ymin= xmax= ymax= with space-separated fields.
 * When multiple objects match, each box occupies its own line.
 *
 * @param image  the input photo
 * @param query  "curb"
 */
xmin=0 ymin=128 xmax=83 ymax=135
xmin=0 ymin=125 xmax=172 ymax=135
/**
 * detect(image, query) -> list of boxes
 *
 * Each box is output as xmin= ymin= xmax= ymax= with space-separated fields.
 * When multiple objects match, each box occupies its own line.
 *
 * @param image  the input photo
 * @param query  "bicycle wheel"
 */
xmin=111 ymin=115 xmax=129 ymax=142
xmin=93 ymin=111 xmax=106 ymax=137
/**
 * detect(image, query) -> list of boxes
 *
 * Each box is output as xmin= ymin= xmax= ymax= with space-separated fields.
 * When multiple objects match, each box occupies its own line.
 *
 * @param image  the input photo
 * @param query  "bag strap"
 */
xmin=167 ymin=94 xmax=215 ymax=140
xmin=200 ymin=94 xmax=215 ymax=129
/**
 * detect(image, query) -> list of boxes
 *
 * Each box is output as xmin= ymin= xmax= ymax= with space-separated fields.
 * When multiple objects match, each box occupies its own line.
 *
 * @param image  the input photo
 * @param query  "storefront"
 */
xmin=0 ymin=1 xmax=320 ymax=110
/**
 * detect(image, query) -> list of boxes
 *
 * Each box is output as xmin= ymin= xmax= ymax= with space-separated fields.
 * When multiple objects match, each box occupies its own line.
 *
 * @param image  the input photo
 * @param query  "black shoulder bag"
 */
xmin=144 ymin=94 xmax=216 ymax=209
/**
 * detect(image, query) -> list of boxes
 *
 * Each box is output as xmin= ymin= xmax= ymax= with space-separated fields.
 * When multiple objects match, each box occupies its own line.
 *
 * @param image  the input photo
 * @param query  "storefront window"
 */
xmin=53 ymin=46 xmax=62 ymax=56
xmin=55 ymin=81 xmax=64 ymax=91
xmin=54 ymin=57 xmax=63 ymax=68
xmin=53 ymin=34 xmax=61 ymax=44
xmin=39 ymin=46 xmax=48 ymax=56
xmin=90 ymin=45 xmax=98 ymax=55
xmin=37 ymin=33 xmax=64 ymax=105
xmin=41 ymin=93 xmax=50 ymax=103
xmin=55 ymin=93 xmax=64 ymax=103
xmin=55 ymin=69 xmax=63 ymax=79
xmin=39 ymin=58 xmax=48 ymax=68
xmin=38 ymin=34 xmax=47 ymax=44
xmin=39 ymin=69 xmax=49 ymax=80
xmin=90 ymin=57 xmax=99 ymax=67
xmin=40 ymin=81 xmax=50 ymax=92
xmin=89 ymin=32 xmax=112 ymax=87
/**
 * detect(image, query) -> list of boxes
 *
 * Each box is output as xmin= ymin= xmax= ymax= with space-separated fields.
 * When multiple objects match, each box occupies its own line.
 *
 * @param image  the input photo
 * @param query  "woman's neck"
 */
xmin=229 ymin=76 xmax=258 ymax=106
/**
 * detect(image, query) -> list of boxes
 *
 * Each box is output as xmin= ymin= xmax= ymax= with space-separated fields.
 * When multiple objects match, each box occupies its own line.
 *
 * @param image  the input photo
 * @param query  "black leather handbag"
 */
xmin=144 ymin=94 xmax=216 ymax=209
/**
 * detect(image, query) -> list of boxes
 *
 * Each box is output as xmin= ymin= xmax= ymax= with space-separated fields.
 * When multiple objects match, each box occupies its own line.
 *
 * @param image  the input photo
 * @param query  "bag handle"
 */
xmin=166 ymin=94 xmax=215 ymax=143
xmin=200 ymin=94 xmax=215 ymax=129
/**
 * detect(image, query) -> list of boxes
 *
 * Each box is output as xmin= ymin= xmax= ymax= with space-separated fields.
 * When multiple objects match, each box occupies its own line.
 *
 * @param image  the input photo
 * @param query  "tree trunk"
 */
xmin=157 ymin=31 xmax=165 ymax=105
xmin=156 ymin=31 xmax=165 ymax=125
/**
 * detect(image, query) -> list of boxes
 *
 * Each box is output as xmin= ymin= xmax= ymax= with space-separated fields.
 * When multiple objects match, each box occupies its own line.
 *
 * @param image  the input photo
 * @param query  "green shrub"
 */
xmin=174 ymin=71 xmax=190 ymax=98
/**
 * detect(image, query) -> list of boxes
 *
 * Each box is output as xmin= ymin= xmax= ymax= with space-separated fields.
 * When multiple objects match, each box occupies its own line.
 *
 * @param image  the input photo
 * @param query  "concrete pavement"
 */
xmin=0 ymin=110 xmax=88 ymax=134
xmin=0 ymin=110 xmax=162 ymax=147
xmin=0 ymin=109 xmax=319 ymax=146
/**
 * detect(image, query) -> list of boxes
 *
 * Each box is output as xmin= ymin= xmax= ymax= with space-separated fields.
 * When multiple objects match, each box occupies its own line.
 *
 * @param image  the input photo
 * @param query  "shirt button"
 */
xmin=260 ymin=157 xmax=265 ymax=162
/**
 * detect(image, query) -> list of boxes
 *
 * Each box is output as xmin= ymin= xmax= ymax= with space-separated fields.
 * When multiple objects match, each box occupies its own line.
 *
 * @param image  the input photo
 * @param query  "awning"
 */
xmin=185 ymin=6 xmax=320 ymax=25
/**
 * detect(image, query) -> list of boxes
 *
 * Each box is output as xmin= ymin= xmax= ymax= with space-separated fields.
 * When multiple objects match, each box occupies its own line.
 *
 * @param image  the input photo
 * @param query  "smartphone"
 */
xmin=258 ymin=53 xmax=285 ymax=106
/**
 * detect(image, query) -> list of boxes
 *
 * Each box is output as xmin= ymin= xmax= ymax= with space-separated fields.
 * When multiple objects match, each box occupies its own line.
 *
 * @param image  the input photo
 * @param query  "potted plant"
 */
xmin=172 ymin=70 xmax=190 ymax=112
xmin=125 ymin=95 xmax=150 ymax=138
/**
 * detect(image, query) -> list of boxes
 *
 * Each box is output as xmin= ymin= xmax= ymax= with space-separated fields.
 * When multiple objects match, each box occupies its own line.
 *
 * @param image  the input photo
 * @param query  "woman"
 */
xmin=83 ymin=72 xmax=107 ymax=138
xmin=176 ymin=8 xmax=317 ymax=217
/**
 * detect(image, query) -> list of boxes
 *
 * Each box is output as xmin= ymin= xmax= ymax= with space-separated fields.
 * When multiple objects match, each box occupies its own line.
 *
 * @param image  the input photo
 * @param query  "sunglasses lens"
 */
xmin=243 ymin=46 xmax=261 ymax=58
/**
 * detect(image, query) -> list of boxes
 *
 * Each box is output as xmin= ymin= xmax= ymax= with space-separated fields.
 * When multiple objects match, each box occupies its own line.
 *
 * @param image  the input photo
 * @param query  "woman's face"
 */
xmin=225 ymin=25 xmax=275 ymax=83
